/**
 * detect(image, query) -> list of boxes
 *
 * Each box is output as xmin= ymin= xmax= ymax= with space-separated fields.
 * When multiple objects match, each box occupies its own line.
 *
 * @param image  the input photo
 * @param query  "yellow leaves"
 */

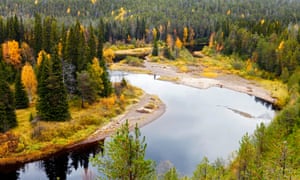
xmin=246 ymin=59 xmax=253 ymax=72
xmin=175 ymin=37 xmax=183 ymax=49
xmin=209 ymin=32 xmax=215 ymax=48
xmin=114 ymin=7 xmax=127 ymax=21
xmin=127 ymin=35 xmax=131 ymax=42
xmin=91 ymin=0 xmax=97 ymax=4
xmin=152 ymin=28 xmax=157 ymax=40
xmin=278 ymin=40 xmax=284 ymax=51
xmin=91 ymin=57 xmax=103 ymax=75
xmin=183 ymin=27 xmax=188 ymax=45
xmin=103 ymin=48 xmax=115 ymax=64
xmin=101 ymin=95 xmax=117 ymax=109
xmin=21 ymin=62 xmax=37 ymax=102
xmin=67 ymin=7 xmax=71 ymax=14
xmin=37 ymin=50 xmax=50 ymax=67
xmin=260 ymin=19 xmax=265 ymax=25
xmin=227 ymin=10 xmax=231 ymax=15
xmin=34 ymin=0 xmax=38 ymax=5
xmin=58 ymin=42 xmax=63 ymax=57
xmin=2 ymin=40 xmax=21 ymax=68
xmin=166 ymin=34 xmax=174 ymax=48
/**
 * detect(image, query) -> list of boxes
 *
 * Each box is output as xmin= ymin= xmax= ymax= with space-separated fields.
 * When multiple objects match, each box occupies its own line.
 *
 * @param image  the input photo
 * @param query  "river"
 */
xmin=0 ymin=72 xmax=275 ymax=179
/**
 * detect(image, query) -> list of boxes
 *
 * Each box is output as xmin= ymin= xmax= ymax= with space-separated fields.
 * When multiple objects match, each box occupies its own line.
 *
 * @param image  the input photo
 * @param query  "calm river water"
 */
xmin=1 ymin=72 xmax=275 ymax=179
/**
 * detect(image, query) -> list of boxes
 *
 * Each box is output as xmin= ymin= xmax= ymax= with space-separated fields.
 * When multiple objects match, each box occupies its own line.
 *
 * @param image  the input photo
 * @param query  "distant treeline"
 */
xmin=1 ymin=0 xmax=300 ymax=42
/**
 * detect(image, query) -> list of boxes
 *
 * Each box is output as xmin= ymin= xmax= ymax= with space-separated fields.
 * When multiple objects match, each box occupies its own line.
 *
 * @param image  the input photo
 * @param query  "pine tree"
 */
xmin=0 ymin=70 xmax=17 ymax=132
xmin=37 ymin=47 xmax=70 ymax=121
xmin=163 ymin=167 xmax=179 ymax=180
xmin=87 ymin=24 xmax=97 ymax=62
xmin=91 ymin=121 xmax=155 ymax=179
xmin=15 ymin=71 xmax=29 ymax=109
xmin=96 ymin=27 xmax=112 ymax=97
xmin=77 ymin=71 xmax=96 ymax=108
xmin=34 ymin=13 xmax=43 ymax=56
xmin=99 ymin=57 xmax=112 ymax=97
xmin=42 ymin=16 xmax=53 ymax=53
xmin=152 ymin=39 xmax=159 ymax=56
xmin=97 ymin=19 xmax=105 ymax=60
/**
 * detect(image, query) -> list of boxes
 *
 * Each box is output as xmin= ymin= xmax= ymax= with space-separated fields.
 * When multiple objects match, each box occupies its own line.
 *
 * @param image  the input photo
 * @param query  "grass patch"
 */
xmin=110 ymin=63 xmax=152 ymax=74
xmin=158 ymin=76 xmax=180 ymax=82
xmin=123 ymin=56 xmax=145 ymax=67
xmin=0 ymin=85 xmax=144 ymax=162
xmin=257 ymin=79 xmax=289 ymax=107
xmin=201 ymin=71 xmax=218 ymax=78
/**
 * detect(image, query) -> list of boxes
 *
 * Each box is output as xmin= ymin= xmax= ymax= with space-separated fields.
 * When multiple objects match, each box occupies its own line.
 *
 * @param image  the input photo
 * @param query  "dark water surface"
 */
xmin=1 ymin=72 xmax=275 ymax=179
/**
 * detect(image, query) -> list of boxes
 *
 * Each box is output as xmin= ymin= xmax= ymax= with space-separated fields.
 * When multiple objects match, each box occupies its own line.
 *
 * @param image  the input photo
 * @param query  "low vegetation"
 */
xmin=0 ymin=83 xmax=143 ymax=163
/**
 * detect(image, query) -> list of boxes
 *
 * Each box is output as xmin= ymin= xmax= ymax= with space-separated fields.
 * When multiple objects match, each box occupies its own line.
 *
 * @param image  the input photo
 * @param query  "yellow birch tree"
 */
xmin=21 ymin=62 xmax=37 ymax=103
xmin=2 ymin=40 xmax=21 ymax=68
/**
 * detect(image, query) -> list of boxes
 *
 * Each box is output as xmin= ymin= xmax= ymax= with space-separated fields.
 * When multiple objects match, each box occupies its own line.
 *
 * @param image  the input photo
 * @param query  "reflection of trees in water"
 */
xmin=254 ymin=96 xmax=277 ymax=110
xmin=41 ymin=141 xmax=103 ymax=180
xmin=0 ymin=170 xmax=20 ymax=180
xmin=42 ymin=153 xmax=69 ymax=180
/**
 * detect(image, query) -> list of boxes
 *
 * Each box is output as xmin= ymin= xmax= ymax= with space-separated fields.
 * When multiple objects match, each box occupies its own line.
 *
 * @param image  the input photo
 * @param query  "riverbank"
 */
xmin=68 ymin=93 xmax=165 ymax=148
xmin=111 ymin=57 xmax=277 ymax=105
xmin=0 ymin=90 xmax=165 ymax=167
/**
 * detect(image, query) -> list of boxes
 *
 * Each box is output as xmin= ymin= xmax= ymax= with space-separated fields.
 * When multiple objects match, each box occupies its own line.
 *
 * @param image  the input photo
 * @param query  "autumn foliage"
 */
xmin=21 ymin=62 xmax=37 ymax=102
xmin=2 ymin=40 xmax=21 ymax=68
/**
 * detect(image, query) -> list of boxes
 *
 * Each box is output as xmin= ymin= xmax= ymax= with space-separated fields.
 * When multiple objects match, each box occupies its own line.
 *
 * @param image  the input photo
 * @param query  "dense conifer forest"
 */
xmin=0 ymin=0 xmax=299 ymax=179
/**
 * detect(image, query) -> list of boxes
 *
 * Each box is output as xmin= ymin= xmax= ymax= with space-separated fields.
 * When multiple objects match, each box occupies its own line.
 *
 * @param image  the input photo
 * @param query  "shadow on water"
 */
xmin=0 ymin=141 xmax=103 ymax=180
xmin=254 ymin=96 xmax=280 ymax=110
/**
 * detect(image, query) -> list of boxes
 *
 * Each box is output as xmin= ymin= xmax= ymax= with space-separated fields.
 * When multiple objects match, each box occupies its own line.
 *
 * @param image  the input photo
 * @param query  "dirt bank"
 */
xmin=68 ymin=93 xmax=165 ymax=148
xmin=142 ymin=58 xmax=275 ymax=104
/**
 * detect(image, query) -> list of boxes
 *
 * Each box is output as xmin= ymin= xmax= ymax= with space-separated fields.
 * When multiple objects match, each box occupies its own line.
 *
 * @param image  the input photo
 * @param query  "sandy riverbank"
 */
xmin=113 ymin=58 xmax=276 ymax=104
xmin=68 ymin=93 xmax=166 ymax=148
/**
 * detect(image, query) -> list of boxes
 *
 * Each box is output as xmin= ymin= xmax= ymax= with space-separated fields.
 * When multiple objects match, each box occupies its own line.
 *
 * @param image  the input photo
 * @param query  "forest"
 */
xmin=0 ymin=0 xmax=300 ymax=179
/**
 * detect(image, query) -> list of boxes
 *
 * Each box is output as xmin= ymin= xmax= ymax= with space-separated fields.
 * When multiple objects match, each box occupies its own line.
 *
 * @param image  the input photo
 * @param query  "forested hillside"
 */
xmin=2 ymin=0 xmax=300 ymax=42
xmin=0 ymin=0 xmax=299 ymax=179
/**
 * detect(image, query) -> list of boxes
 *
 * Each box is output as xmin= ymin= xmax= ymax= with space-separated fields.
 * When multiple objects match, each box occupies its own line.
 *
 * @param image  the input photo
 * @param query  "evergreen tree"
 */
xmin=0 ymin=70 xmax=17 ymax=132
xmin=87 ymin=58 xmax=103 ymax=96
xmin=163 ymin=167 xmax=179 ymax=180
xmin=87 ymin=24 xmax=97 ymax=62
xmin=15 ymin=71 xmax=29 ymax=109
xmin=37 ymin=47 xmax=70 ymax=121
xmin=91 ymin=121 xmax=155 ymax=179
xmin=77 ymin=71 xmax=97 ymax=108
xmin=96 ymin=26 xmax=112 ymax=97
xmin=152 ymin=39 xmax=159 ymax=56
xmin=42 ymin=16 xmax=53 ymax=53
xmin=99 ymin=57 xmax=112 ymax=97
xmin=65 ymin=21 xmax=87 ymax=72
xmin=34 ymin=14 xmax=43 ymax=56
xmin=96 ymin=19 xmax=105 ymax=60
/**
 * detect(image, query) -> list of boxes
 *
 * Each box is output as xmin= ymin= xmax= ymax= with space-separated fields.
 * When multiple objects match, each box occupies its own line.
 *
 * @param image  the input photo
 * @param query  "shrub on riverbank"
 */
xmin=0 ymin=84 xmax=143 ymax=162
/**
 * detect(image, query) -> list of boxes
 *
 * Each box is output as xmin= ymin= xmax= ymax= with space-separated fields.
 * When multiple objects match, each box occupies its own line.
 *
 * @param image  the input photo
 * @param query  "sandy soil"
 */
xmin=143 ymin=59 xmax=275 ymax=104
xmin=68 ymin=93 xmax=166 ymax=148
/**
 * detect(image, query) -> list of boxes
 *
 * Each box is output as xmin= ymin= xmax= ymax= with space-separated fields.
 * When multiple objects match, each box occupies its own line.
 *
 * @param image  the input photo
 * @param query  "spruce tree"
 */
xmin=91 ymin=121 xmax=155 ymax=179
xmin=99 ymin=57 xmax=112 ymax=97
xmin=34 ymin=13 xmax=43 ymax=55
xmin=48 ymin=47 xmax=70 ymax=121
xmin=0 ymin=71 xmax=17 ymax=132
xmin=15 ymin=71 xmax=29 ymax=109
xmin=152 ymin=39 xmax=159 ymax=56
xmin=87 ymin=24 xmax=97 ymax=62
xmin=96 ymin=26 xmax=112 ymax=97
xmin=37 ymin=47 xmax=70 ymax=121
